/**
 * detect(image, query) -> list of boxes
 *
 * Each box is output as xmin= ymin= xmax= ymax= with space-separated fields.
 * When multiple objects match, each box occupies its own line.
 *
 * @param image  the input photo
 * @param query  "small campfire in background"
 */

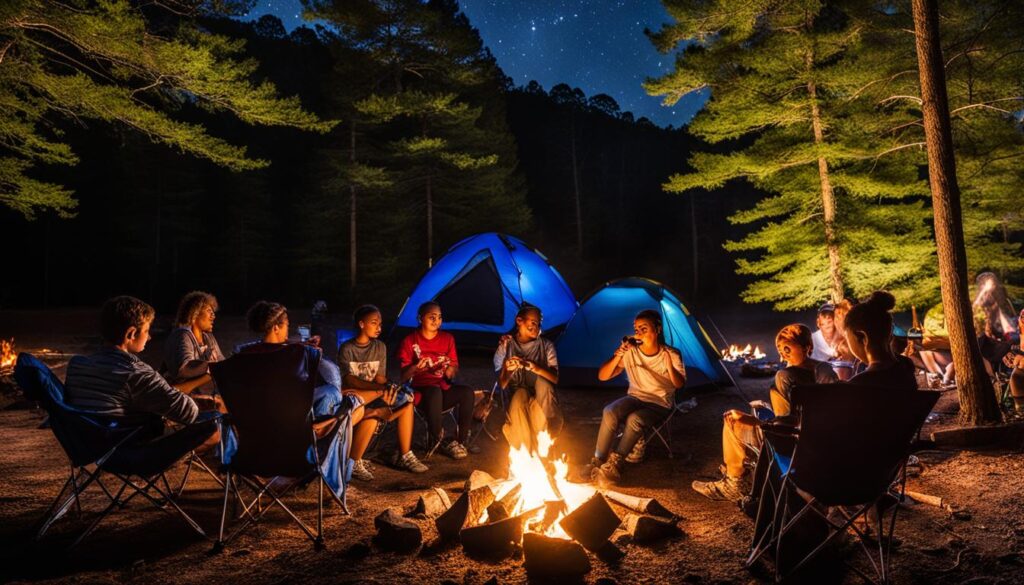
xmin=721 ymin=343 xmax=780 ymax=378
xmin=0 ymin=338 xmax=16 ymax=374
xmin=374 ymin=431 xmax=683 ymax=579
xmin=720 ymin=343 xmax=766 ymax=363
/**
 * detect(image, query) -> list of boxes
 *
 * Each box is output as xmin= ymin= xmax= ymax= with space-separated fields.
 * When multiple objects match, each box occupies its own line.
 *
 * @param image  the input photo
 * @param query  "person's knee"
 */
xmin=625 ymin=412 xmax=647 ymax=433
xmin=602 ymin=403 xmax=620 ymax=425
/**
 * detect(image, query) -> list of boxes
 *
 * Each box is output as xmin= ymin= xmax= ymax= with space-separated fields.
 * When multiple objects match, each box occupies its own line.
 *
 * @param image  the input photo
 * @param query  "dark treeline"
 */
xmin=1 ymin=7 xmax=757 ymax=317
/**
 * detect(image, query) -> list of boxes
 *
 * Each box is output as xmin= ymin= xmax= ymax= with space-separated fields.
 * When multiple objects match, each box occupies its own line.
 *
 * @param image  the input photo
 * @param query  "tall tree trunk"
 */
xmin=349 ymin=122 xmax=358 ymax=292
xmin=570 ymin=113 xmax=583 ymax=256
xmin=806 ymin=53 xmax=844 ymax=303
xmin=426 ymin=174 xmax=433 ymax=267
xmin=912 ymin=0 xmax=999 ymax=425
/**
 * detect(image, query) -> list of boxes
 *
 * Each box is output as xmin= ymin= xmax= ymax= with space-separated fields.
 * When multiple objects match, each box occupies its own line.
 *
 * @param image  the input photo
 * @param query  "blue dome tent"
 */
xmin=556 ymin=278 xmax=729 ymax=388
xmin=394 ymin=233 xmax=578 ymax=342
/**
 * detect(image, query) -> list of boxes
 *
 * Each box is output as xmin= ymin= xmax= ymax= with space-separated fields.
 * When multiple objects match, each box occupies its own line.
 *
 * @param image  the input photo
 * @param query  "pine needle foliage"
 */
xmin=0 ymin=0 xmax=335 ymax=219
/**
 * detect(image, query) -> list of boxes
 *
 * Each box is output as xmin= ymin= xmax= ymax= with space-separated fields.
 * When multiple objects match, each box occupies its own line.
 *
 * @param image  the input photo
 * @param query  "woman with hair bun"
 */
xmin=239 ymin=301 xmax=352 ymax=430
xmin=842 ymin=291 xmax=917 ymax=390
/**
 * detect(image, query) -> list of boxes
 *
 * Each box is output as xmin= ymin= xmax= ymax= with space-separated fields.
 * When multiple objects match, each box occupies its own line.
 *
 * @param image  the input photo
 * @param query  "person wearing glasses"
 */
xmin=163 ymin=290 xmax=225 ymax=394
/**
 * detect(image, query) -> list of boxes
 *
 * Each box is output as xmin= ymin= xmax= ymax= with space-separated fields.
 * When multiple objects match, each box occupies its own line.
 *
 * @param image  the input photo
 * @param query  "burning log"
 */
xmin=558 ymin=492 xmax=621 ymax=552
xmin=485 ymin=483 xmax=521 ymax=523
xmin=465 ymin=469 xmax=499 ymax=492
xmin=411 ymin=487 xmax=452 ymax=518
xmin=522 ymin=532 xmax=591 ymax=579
xmin=622 ymin=513 xmax=683 ymax=544
xmin=435 ymin=485 xmax=495 ymax=541
xmin=460 ymin=509 xmax=533 ymax=559
xmin=602 ymin=490 xmax=676 ymax=520
xmin=374 ymin=507 xmax=422 ymax=552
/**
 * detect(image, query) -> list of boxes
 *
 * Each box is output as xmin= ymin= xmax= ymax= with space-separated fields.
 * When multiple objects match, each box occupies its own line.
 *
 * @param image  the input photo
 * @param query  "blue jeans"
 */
xmin=594 ymin=395 xmax=670 ymax=460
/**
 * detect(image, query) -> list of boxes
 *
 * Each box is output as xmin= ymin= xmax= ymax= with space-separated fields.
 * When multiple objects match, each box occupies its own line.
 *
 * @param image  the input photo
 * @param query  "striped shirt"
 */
xmin=65 ymin=347 xmax=199 ymax=425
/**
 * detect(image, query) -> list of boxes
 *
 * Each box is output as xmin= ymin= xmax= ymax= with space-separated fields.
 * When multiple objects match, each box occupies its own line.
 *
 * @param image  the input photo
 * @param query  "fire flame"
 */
xmin=720 ymin=343 xmax=766 ymax=362
xmin=498 ymin=431 xmax=595 ymax=539
xmin=0 ymin=338 xmax=15 ymax=370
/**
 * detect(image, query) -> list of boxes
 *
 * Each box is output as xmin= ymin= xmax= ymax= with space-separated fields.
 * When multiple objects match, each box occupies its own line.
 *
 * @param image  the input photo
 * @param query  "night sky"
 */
xmin=243 ymin=0 xmax=706 ymax=128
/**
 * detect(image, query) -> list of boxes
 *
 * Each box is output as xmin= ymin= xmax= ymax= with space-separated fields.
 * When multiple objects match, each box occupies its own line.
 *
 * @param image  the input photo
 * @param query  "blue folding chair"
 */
xmin=13 ymin=353 xmax=217 ymax=548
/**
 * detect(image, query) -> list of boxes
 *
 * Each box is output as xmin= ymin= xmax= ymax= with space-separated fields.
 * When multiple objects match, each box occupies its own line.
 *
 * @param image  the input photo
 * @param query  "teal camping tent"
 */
xmin=556 ymin=278 xmax=728 ymax=388
xmin=395 ymin=233 xmax=577 ymax=343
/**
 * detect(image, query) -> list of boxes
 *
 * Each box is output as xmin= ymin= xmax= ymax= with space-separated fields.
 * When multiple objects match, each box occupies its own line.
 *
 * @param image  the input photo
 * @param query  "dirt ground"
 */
xmin=1 ymin=308 xmax=1023 ymax=585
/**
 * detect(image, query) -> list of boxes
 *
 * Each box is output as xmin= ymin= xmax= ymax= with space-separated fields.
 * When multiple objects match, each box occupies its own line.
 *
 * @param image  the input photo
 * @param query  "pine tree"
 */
xmin=646 ymin=1 xmax=936 ymax=310
xmin=0 ymin=0 xmax=334 ymax=219
xmin=304 ymin=0 xmax=530 ymax=295
xmin=911 ymin=0 xmax=999 ymax=425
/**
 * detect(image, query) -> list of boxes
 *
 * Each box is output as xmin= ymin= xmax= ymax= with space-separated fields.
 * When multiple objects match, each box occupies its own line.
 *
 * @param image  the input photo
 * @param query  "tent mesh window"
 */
xmin=435 ymin=251 xmax=506 ymax=326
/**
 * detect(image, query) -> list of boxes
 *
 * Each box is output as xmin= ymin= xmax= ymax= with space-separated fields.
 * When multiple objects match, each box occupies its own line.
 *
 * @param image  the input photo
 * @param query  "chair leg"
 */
xmin=175 ymin=453 xmax=195 ymax=497
xmin=212 ymin=469 xmax=232 ymax=553
xmin=315 ymin=475 xmax=325 ymax=551
xmin=69 ymin=480 xmax=129 ymax=550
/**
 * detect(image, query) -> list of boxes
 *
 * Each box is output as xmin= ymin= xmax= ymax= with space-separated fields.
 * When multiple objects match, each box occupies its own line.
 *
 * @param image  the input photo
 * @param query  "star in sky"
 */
xmin=243 ymin=0 xmax=706 ymax=127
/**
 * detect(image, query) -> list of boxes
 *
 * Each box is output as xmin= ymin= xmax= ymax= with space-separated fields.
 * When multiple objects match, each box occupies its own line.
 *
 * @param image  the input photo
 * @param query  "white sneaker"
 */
xmin=441 ymin=440 xmax=468 ymax=460
xmin=394 ymin=450 xmax=429 ymax=473
xmin=351 ymin=459 xmax=374 ymax=481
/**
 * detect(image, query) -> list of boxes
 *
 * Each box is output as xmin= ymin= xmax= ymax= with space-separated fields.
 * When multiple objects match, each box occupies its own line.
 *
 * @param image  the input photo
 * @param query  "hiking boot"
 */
xmin=440 ymin=440 xmax=468 ymax=460
xmin=394 ymin=450 xmax=429 ymax=473
xmin=625 ymin=438 xmax=646 ymax=464
xmin=692 ymin=474 xmax=750 ymax=502
xmin=351 ymin=459 xmax=374 ymax=481
xmin=594 ymin=452 xmax=624 ymax=487
xmin=578 ymin=456 xmax=602 ymax=479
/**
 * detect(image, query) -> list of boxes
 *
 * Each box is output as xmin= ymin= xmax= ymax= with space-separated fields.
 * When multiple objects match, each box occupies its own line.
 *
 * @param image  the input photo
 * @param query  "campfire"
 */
xmin=720 ymin=343 xmax=766 ymax=363
xmin=377 ymin=430 xmax=682 ymax=579
xmin=0 ymin=338 xmax=15 ymax=373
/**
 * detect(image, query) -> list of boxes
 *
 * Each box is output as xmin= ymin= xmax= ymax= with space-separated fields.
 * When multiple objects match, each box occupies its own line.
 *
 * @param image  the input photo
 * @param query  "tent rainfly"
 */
xmin=395 ymin=233 xmax=578 ymax=341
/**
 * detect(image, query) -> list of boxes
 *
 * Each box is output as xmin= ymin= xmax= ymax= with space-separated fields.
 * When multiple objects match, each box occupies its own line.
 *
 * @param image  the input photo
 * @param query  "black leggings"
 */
xmin=415 ymin=384 xmax=475 ymax=444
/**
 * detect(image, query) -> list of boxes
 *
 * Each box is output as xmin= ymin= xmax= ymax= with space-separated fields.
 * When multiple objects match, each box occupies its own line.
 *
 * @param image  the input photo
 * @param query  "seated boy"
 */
xmin=64 ymin=296 xmax=219 ymax=458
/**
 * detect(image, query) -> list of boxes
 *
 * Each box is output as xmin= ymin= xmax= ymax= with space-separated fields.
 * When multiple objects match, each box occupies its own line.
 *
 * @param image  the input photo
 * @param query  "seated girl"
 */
xmin=587 ymin=309 xmax=686 ymax=487
xmin=692 ymin=323 xmax=837 ymax=502
xmin=843 ymin=291 xmax=918 ymax=390
xmin=494 ymin=304 xmax=561 ymax=453
xmin=397 ymin=301 xmax=476 ymax=459
xmin=338 ymin=305 xmax=427 ymax=480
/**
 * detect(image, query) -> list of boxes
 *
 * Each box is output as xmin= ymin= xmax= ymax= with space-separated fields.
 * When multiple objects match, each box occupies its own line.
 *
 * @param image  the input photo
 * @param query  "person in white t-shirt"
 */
xmin=587 ymin=309 xmax=686 ymax=487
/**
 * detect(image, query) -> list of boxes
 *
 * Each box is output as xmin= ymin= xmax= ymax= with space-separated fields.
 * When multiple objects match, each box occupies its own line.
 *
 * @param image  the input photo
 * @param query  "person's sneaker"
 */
xmin=594 ymin=452 xmax=624 ymax=487
xmin=351 ymin=459 xmax=374 ymax=481
xmin=394 ymin=450 xmax=429 ymax=473
xmin=691 ymin=474 xmax=750 ymax=502
xmin=441 ymin=440 xmax=468 ymax=460
xmin=625 ymin=438 xmax=646 ymax=463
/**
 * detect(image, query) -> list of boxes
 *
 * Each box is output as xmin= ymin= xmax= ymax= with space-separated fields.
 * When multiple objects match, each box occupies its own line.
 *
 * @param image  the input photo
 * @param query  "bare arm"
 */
xmin=597 ymin=342 xmax=630 ymax=381
xmin=343 ymin=373 xmax=387 ymax=391
xmin=400 ymin=357 xmax=430 ymax=383
xmin=172 ymin=373 xmax=212 ymax=396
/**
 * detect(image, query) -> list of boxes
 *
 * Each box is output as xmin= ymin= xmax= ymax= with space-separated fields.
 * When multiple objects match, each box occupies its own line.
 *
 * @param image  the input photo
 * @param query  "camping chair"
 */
xmin=640 ymin=391 xmax=698 ymax=459
xmin=746 ymin=384 xmax=938 ymax=584
xmin=13 ymin=353 xmax=216 ymax=548
xmin=210 ymin=344 xmax=353 ymax=552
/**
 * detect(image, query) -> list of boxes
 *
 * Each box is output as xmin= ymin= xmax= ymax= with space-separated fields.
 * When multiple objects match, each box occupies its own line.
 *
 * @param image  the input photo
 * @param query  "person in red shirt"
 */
xmin=397 ymin=301 xmax=475 ymax=459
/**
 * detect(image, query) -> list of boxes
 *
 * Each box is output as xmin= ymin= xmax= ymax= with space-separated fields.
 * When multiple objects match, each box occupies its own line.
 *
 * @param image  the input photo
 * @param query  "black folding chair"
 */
xmin=13 ymin=353 xmax=217 ymax=548
xmin=210 ymin=344 xmax=353 ymax=552
xmin=746 ymin=383 xmax=938 ymax=584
